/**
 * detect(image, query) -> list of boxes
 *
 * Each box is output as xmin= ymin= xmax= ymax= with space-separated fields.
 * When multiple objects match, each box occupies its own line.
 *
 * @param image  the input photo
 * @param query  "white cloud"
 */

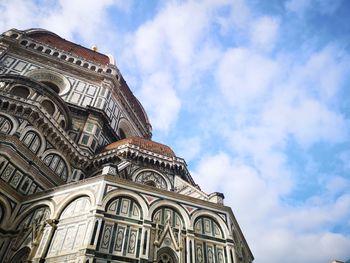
xmin=216 ymin=48 xmax=278 ymax=108
xmin=138 ymin=72 xmax=181 ymax=132
xmin=250 ymin=16 xmax=280 ymax=51
xmin=175 ymin=136 xmax=202 ymax=162
xmin=193 ymin=152 xmax=350 ymax=263
xmin=0 ymin=0 xmax=126 ymax=52
xmin=130 ymin=1 xmax=212 ymax=72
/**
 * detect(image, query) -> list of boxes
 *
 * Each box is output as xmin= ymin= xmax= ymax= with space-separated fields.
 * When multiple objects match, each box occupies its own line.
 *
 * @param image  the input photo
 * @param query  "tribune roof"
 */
xmin=103 ymin=137 xmax=176 ymax=158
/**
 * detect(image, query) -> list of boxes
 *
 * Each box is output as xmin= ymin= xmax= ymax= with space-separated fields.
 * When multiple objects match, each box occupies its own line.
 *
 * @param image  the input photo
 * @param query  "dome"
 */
xmin=24 ymin=28 xmax=110 ymax=65
xmin=102 ymin=137 xmax=175 ymax=157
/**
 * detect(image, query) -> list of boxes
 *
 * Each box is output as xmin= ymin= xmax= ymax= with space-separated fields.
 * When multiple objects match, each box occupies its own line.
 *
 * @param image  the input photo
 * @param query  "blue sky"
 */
xmin=1 ymin=0 xmax=350 ymax=262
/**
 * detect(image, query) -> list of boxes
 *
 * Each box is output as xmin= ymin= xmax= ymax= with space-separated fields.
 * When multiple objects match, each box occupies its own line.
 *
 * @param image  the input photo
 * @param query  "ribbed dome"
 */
xmin=25 ymin=29 xmax=110 ymax=65
xmin=103 ymin=137 xmax=175 ymax=157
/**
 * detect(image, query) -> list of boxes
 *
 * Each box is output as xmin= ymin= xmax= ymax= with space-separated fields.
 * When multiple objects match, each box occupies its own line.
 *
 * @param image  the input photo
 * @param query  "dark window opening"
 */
xmin=10 ymin=86 xmax=30 ymax=98
xmin=81 ymin=134 xmax=89 ymax=145
xmin=144 ymin=180 xmax=156 ymax=187
xmin=119 ymin=128 xmax=126 ymax=139
xmin=42 ymin=100 xmax=55 ymax=115
xmin=42 ymin=81 xmax=60 ymax=94
xmin=60 ymin=120 xmax=65 ymax=129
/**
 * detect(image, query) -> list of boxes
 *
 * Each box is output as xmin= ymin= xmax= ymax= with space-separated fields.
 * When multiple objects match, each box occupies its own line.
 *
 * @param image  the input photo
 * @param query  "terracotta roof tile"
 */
xmin=28 ymin=32 xmax=110 ymax=65
xmin=103 ymin=137 xmax=175 ymax=157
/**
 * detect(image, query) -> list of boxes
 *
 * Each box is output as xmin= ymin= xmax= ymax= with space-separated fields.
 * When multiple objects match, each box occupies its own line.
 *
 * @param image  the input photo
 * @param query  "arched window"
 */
xmin=0 ymin=115 xmax=13 ymax=134
xmin=47 ymin=197 xmax=90 ymax=258
xmin=106 ymin=196 xmax=141 ymax=219
xmin=10 ymin=85 xmax=30 ymax=98
xmin=135 ymin=170 xmax=168 ymax=190
xmin=22 ymin=131 xmax=41 ymax=154
xmin=17 ymin=206 xmax=50 ymax=230
xmin=194 ymin=216 xmax=223 ymax=238
xmin=153 ymin=207 xmax=184 ymax=229
xmin=42 ymin=99 xmax=55 ymax=115
xmin=43 ymin=154 xmax=68 ymax=181
xmin=10 ymin=246 xmax=31 ymax=263
xmin=157 ymin=248 xmax=177 ymax=263
xmin=194 ymin=216 xmax=225 ymax=263
xmin=101 ymin=197 xmax=141 ymax=255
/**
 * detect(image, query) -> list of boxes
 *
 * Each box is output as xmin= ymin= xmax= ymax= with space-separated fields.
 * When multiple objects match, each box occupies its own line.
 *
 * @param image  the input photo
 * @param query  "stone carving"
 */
xmin=135 ymin=170 xmax=167 ymax=190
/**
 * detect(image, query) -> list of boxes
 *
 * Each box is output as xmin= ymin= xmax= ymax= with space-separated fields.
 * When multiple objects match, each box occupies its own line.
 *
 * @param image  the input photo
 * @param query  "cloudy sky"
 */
xmin=1 ymin=0 xmax=350 ymax=262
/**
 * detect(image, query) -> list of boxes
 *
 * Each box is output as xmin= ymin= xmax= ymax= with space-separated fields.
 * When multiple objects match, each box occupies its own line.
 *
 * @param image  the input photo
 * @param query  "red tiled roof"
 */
xmin=119 ymin=76 xmax=148 ymax=126
xmin=103 ymin=137 xmax=175 ymax=157
xmin=27 ymin=32 xmax=110 ymax=65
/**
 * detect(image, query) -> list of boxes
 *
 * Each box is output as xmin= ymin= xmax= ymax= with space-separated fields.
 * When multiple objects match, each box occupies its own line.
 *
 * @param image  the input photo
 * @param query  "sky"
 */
xmin=1 ymin=0 xmax=350 ymax=262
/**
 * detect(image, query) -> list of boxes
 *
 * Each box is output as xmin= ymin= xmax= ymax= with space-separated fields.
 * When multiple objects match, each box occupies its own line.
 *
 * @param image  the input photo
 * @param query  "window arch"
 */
xmin=193 ymin=216 xmax=226 ymax=263
xmin=42 ymin=99 xmax=55 ymax=115
xmin=10 ymin=85 xmax=30 ymax=98
xmin=0 ymin=115 xmax=13 ymax=134
xmin=10 ymin=246 xmax=31 ymax=263
xmin=194 ymin=216 xmax=224 ymax=239
xmin=135 ymin=170 xmax=168 ymax=190
xmin=47 ymin=197 xmax=91 ymax=258
xmin=153 ymin=207 xmax=184 ymax=229
xmin=101 ymin=196 xmax=141 ymax=256
xmin=106 ymin=196 xmax=141 ymax=220
xmin=157 ymin=247 xmax=178 ymax=263
xmin=43 ymin=154 xmax=68 ymax=181
xmin=22 ymin=131 xmax=41 ymax=154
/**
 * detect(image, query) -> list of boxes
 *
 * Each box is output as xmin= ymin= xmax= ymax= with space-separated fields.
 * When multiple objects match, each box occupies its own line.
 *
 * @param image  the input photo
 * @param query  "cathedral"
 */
xmin=0 ymin=28 xmax=253 ymax=263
